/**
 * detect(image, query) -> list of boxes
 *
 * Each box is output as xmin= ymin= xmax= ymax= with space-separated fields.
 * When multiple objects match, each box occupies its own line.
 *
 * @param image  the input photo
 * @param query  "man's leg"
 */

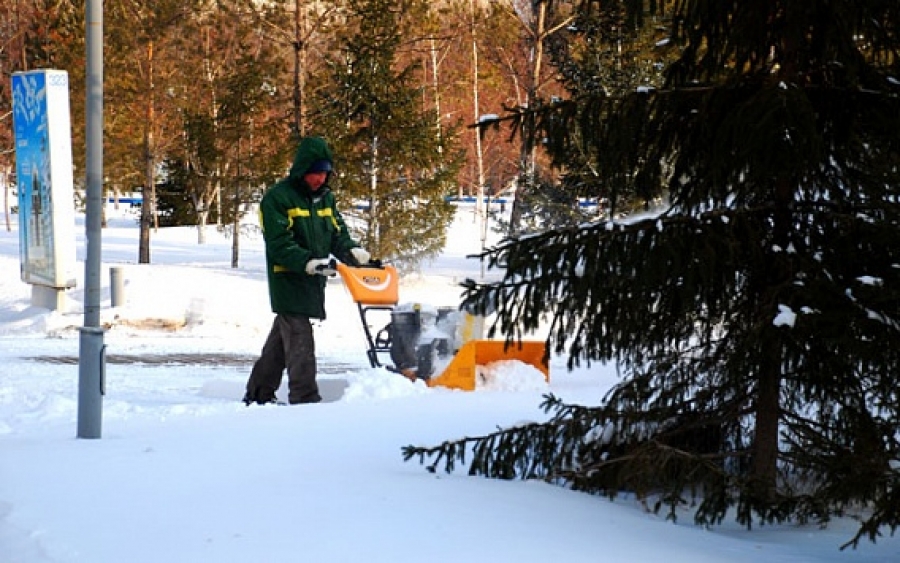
xmin=243 ymin=317 xmax=286 ymax=404
xmin=281 ymin=315 xmax=321 ymax=404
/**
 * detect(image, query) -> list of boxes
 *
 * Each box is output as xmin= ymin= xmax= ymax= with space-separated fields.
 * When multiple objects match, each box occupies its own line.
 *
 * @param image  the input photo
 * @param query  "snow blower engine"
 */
xmin=336 ymin=261 xmax=549 ymax=391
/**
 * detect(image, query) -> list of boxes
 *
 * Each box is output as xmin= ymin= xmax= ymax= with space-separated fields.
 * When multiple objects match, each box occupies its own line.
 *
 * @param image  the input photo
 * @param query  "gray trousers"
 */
xmin=244 ymin=314 xmax=321 ymax=404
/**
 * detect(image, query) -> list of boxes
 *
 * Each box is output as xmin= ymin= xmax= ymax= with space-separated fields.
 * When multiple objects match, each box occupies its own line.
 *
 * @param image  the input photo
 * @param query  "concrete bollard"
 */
xmin=110 ymin=266 xmax=125 ymax=307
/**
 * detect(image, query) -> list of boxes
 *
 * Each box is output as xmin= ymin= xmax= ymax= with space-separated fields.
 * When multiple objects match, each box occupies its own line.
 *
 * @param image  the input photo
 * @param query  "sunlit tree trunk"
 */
xmin=139 ymin=39 xmax=156 ymax=264
xmin=292 ymin=0 xmax=307 ymax=139
xmin=471 ymin=0 xmax=485 ymax=224
xmin=2 ymin=167 xmax=9 ymax=232
xmin=508 ymin=0 xmax=545 ymax=236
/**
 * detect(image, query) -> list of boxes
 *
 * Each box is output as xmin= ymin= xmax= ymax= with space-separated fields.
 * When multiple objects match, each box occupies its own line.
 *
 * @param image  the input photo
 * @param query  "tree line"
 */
xmin=2 ymin=0 xmax=615 ymax=267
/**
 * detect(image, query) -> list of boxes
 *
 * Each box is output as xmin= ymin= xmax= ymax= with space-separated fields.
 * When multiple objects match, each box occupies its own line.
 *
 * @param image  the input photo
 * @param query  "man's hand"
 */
xmin=350 ymin=247 xmax=371 ymax=266
xmin=305 ymin=258 xmax=336 ymax=276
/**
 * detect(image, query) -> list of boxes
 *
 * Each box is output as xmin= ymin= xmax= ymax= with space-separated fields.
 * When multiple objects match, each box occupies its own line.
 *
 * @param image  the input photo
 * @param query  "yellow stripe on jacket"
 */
xmin=270 ymin=208 xmax=341 ymax=272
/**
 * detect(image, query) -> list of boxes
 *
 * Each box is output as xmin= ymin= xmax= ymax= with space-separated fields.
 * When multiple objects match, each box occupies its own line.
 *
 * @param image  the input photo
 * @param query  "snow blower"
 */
xmin=336 ymin=262 xmax=549 ymax=391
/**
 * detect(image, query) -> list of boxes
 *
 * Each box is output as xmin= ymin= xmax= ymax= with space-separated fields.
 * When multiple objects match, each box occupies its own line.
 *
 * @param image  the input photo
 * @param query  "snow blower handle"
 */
xmin=318 ymin=258 xmax=338 ymax=276
xmin=306 ymin=258 xmax=338 ymax=277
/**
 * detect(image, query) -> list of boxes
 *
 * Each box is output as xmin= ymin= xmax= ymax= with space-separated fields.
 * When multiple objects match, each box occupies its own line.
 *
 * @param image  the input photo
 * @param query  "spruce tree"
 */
xmin=312 ymin=0 xmax=462 ymax=267
xmin=404 ymin=0 xmax=900 ymax=546
xmin=543 ymin=0 xmax=673 ymax=216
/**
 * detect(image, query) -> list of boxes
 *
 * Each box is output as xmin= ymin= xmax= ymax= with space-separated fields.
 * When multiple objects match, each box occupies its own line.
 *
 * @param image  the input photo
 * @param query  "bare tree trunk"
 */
xmin=369 ymin=134 xmax=379 ymax=255
xmin=751 ymin=353 xmax=781 ymax=497
xmin=196 ymin=204 xmax=209 ymax=244
xmin=430 ymin=38 xmax=442 ymax=146
xmin=292 ymin=0 xmax=307 ymax=139
xmin=471 ymin=0 xmax=486 ymax=225
xmin=746 ymin=22 xmax=806 ymax=498
xmin=231 ymin=133 xmax=243 ymax=269
xmin=508 ymin=0 xmax=546 ymax=236
xmin=750 ymin=174 xmax=794 ymax=497
xmin=215 ymin=181 xmax=221 ymax=226
xmin=3 ymin=167 xmax=10 ymax=232
xmin=139 ymin=40 xmax=156 ymax=264
xmin=507 ymin=1 xmax=573 ymax=235
xmin=202 ymin=26 xmax=223 ymax=229
xmin=100 ymin=182 xmax=107 ymax=229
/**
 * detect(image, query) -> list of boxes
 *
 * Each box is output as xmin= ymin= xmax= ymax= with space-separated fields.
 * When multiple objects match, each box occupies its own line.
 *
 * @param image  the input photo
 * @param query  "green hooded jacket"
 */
xmin=259 ymin=137 xmax=359 ymax=318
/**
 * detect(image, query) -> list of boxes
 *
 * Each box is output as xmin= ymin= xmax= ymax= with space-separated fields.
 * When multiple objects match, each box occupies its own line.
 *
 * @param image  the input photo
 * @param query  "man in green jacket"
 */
xmin=243 ymin=136 xmax=370 ymax=405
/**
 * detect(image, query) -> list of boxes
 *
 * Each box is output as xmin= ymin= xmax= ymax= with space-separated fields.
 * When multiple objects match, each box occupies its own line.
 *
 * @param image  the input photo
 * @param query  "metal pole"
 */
xmin=77 ymin=0 xmax=104 ymax=439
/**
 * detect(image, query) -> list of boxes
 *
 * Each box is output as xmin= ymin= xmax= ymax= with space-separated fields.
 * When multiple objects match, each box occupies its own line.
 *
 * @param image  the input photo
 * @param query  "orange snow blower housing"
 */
xmin=336 ymin=262 xmax=549 ymax=391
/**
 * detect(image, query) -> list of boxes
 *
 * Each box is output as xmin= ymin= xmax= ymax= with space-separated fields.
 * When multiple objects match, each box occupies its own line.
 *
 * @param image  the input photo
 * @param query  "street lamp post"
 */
xmin=77 ymin=0 xmax=105 ymax=439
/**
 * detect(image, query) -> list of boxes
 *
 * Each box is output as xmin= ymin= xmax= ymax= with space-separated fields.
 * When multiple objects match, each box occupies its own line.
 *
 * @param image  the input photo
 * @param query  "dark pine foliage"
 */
xmin=403 ymin=0 xmax=900 ymax=547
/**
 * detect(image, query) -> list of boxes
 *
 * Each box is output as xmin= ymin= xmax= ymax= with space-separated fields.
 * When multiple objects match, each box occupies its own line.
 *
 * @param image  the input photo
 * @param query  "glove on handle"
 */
xmin=305 ymin=258 xmax=336 ymax=277
xmin=350 ymin=247 xmax=371 ymax=266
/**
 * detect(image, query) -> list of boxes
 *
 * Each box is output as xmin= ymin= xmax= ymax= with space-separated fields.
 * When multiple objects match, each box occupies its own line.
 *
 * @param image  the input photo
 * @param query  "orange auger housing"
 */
xmin=427 ymin=340 xmax=548 ymax=391
xmin=336 ymin=262 xmax=549 ymax=391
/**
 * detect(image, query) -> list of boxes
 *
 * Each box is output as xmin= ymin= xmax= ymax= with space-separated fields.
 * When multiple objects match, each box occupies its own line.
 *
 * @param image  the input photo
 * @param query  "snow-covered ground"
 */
xmin=1 ymin=203 xmax=897 ymax=562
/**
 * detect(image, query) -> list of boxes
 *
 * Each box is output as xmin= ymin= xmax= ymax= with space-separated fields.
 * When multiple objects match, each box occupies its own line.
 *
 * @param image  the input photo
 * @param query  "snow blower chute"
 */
xmin=336 ymin=262 xmax=548 ymax=391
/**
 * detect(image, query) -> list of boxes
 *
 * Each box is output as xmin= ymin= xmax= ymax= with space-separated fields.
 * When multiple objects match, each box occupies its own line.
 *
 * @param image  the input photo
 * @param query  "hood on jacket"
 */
xmin=289 ymin=137 xmax=334 ymax=181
